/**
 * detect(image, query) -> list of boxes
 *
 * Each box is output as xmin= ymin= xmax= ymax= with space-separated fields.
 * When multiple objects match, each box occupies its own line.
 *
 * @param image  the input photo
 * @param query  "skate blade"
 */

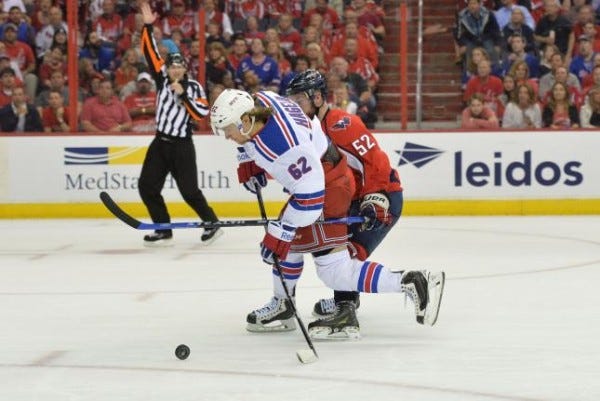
xmin=143 ymin=239 xmax=174 ymax=248
xmin=309 ymin=326 xmax=360 ymax=340
xmin=425 ymin=271 xmax=446 ymax=326
xmin=200 ymin=229 xmax=223 ymax=246
xmin=246 ymin=319 xmax=296 ymax=333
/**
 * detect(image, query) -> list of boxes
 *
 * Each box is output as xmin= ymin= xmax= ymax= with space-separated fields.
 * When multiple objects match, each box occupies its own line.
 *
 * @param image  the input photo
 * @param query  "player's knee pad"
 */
xmin=314 ymin=250 xmax=356 ymax=291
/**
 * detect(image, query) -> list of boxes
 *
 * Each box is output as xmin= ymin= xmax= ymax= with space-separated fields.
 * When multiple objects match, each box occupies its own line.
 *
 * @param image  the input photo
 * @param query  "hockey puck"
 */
xmin=175 ymin=344 xmax=190 ymax=360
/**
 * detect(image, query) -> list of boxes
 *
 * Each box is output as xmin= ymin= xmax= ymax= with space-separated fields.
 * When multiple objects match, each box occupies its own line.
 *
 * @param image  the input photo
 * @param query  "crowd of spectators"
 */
xmin=0 ymin=0 xmax=386 ymax=133
xmin=455 ymin=0 xmax=600 ymax=129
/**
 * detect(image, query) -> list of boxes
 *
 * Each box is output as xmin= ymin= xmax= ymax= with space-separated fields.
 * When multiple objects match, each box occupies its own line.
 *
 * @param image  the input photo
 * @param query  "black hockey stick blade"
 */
xmin=100 ymin=191 xmax=142 ymax=229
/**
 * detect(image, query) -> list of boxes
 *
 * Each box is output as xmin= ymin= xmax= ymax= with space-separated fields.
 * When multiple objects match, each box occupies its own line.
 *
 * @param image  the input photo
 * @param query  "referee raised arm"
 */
xmin=137 ymin=0 xmax=222 ymax=246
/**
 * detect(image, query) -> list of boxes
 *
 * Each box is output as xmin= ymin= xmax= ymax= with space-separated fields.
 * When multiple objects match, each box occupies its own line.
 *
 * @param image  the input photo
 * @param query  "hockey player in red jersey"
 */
xmin=286 ymin=69 xmax=404 ymax=318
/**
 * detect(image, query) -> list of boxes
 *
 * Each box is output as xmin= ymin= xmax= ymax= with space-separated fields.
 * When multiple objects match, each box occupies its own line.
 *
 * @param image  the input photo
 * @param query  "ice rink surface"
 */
xmin=0 ymin=216 xmax=599 ymax=401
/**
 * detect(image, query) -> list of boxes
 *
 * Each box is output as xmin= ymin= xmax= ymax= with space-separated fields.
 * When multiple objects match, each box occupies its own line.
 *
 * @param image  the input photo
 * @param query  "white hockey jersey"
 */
xmin=242 ymin=90 xmax=326 ymax=229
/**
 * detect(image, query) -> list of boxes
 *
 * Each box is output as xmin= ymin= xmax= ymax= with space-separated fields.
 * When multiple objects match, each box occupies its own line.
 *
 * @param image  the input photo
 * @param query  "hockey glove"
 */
xmin=359 ymin=192 xmax=392 ymax=231
xmin=260 ymin=221 xmax=296 ymax=264
xmin=237 ymin=147 xmax=267 ymax=194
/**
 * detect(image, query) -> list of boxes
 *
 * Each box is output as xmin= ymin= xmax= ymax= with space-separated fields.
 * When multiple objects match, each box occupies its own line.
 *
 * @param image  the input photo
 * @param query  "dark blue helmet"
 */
xmin=286 ymin=69 xmax=328 ymax=98
xmin=166 ymin=52 xmax=186 ymax=67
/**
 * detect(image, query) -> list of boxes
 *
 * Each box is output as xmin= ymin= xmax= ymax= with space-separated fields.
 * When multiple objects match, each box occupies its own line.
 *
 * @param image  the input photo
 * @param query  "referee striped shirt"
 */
xmin=141 ymin=24 xmax=209 ymax=138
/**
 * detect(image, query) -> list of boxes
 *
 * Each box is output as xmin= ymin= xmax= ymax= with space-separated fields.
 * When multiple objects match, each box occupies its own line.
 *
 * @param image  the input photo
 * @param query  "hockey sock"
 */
xmin=272 ymin=253 xmax=304 ymax=299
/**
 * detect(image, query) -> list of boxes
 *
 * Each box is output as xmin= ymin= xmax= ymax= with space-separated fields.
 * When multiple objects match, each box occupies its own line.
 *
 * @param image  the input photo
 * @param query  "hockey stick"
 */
xmin=255 ymin=186 xmax=319 ymax=364
xmin=99 ymin=191 xmax=365 ymax=230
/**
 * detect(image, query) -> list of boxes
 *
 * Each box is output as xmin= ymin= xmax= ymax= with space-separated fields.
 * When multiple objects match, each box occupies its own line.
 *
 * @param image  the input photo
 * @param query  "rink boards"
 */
xmin=0 ymin=130 xmax=599 ymax=217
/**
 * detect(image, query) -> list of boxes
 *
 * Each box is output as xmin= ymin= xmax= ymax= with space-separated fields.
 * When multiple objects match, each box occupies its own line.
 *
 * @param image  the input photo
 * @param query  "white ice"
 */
xmin=0 ymin=216 xmax=599 ymax=401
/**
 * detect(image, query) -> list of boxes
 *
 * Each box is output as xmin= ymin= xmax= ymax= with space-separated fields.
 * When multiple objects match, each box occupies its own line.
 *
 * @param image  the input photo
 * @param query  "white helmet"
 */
xmin=210 ymin=89 xmax=255 ymax=136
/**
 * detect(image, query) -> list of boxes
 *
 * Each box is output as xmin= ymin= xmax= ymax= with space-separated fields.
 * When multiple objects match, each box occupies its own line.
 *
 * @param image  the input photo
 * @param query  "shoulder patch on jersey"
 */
xmin=331 ymin=116 xmax=351 ymax=131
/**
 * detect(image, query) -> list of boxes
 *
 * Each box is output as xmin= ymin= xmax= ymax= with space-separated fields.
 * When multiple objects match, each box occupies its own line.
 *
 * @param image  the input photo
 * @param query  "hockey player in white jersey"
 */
xmin=210 ymin=89 xmax=445 ymax=339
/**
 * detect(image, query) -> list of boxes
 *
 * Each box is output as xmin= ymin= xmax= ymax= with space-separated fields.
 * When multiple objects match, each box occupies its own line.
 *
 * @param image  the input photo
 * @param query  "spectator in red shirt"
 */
xmin=582 ymin=64 xmax=600 ymax=94
xmin=80 ymin=78 xmax=132 ymax=132
xmin=344 ymin=37 xmax=379 ymax=90
xmin=330 ymin=21 xmax=379 ymax=69
xmin=38 ymin=45 xmax=67 ymax=91
xmin=162 ymin=0 xmax=197 ymax=41
xmin=461 ymin=93 xmax=500 ymax=128
xmin=464 ymin=59 xmax=504 ymax=115
xmin=302 ymin=0 xmax=339 ymax=32
xmin=348 ymin=0 xmax=386 ymax=43
xmin=123 ymin=72 xmax=157 ymax=132
xmin=93 ymin=0 xmax=123 ymax=44
xmin=3 ymin=22 xmax=37 ymax=101
xmin=276 ymin=13 xmax=302 ymax=57
xmin=266 ymin=0 xmax=302 ymax=20
xmin=40 ymin=89 xmax=70 ymax=132
xmin=204 ymin=0 xmax=233 ymax=42
xmin=567 ymin=5 xmax=598 ymax=57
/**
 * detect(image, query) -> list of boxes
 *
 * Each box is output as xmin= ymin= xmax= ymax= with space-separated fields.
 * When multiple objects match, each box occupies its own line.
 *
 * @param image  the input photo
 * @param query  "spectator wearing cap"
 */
xmin=123 ymin=72 xmax=157 ymax=132
xmin=0 ymin=85 xmax=43 ymax=132
xmin=39 ymin=89 xmax=71 ymax=132
xmin=162 ymin=0 xmax=197 ymax=41
xmin=2 ymin=21 xmax=37 ymax=101
xmin=34 ymin=6 xmax=67 ymax=60
xmin=0 ymin=6 xmax=35 ymax=47
xmin=80 ymin=78 xmax=132 ymax=132
xmin=0 ymin=66 xmax=22 ymax=107
xmin=570 ymin=34 xmax=597 ymax=83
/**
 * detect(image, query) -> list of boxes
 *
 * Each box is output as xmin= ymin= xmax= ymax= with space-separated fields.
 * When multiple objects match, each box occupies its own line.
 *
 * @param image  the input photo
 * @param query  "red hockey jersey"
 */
xmin=321 ymin=108 xmax=402 ymax=199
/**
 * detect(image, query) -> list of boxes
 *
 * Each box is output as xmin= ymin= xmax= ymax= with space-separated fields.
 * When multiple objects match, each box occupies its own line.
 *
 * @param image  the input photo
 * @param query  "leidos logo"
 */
xmin=455 ymin=151 xmax=583 ymax=187
xmin=64 ymin=147 xmax=147 ymax=165
xmin=396 ymin=142 xmax=444 ymax=168
xmin=397 ymin=143 xmax=583 ymax=187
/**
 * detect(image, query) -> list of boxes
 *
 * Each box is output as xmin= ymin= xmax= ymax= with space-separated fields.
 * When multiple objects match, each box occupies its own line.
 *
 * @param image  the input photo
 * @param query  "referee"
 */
xmin=138 ymin=1 xmax=221 ymax=246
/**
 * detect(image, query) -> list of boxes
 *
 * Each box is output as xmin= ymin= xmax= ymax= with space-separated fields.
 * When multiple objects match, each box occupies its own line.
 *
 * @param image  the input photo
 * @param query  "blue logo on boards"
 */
xmin=396 ymin=142 xmax=444 ymax=168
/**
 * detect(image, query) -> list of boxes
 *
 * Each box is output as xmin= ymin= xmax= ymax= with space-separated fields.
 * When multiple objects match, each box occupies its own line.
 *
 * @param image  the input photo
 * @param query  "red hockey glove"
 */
xmin=237 ymin=147 xmax=267 ymax=194
xmin=260 ymin=221 xmax=296 ymax=264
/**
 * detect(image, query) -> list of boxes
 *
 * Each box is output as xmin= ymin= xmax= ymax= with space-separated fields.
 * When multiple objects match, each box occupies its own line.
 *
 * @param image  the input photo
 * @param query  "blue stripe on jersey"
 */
xmin=256 ymin=91 xmax=301 ymax=146
xmin=289 ymin=190 xmax=325 ymax=211
xmin=371 ymin=265 xmax=382 ymax=292
xmin=252 ymin=134 xmax=278 ymax=162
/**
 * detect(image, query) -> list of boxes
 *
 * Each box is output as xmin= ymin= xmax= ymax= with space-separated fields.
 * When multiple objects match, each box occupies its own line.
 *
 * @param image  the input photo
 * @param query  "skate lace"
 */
xmin=320 ymin=298 xmax=336 ymax=314
xmin=254 ymin=297 xmax=283 ymax=319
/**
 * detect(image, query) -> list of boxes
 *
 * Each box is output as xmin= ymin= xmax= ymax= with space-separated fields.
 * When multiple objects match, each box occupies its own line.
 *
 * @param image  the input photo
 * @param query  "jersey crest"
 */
xmin=331 ymin=116 xmax=351 ymax=131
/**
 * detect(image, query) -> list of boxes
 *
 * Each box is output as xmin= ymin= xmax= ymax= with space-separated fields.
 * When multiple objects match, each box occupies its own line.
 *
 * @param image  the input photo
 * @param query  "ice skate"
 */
xmin=143 ymin=231 xmax=173 ymax=247
xmin=312 ymin=296 xmax=360 ymax=318
xmin=308 ymin=301 xmax=360 ymax=340
xmin=246 ymin=297 xmax=296 ymax=332
xmin=201 ymin=227 xmax=222 ymax=245
xmin=401 ymin=270 xmax=445 ymax=326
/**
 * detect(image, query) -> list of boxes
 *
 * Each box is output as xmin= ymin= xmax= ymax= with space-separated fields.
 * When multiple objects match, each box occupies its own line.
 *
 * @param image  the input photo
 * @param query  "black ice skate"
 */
xmin=201 ymin=226 xmax=223 ymax=245
xmin=308 ymin=301 xmax=360 ymax=340
xmin=312 ymin=296 xmax=361 ymax=318
xmin=401 ymin=270 xmax=445 ymax=326
xmin=143 ymin=231 xmax=173 ymax=247
xmin=246 ymin=297 xmax=296 ymax=332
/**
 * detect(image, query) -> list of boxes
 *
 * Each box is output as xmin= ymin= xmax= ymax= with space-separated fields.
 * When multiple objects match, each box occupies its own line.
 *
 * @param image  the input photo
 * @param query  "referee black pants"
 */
xmin=138 ymin=136 xmax=218 ymax=233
